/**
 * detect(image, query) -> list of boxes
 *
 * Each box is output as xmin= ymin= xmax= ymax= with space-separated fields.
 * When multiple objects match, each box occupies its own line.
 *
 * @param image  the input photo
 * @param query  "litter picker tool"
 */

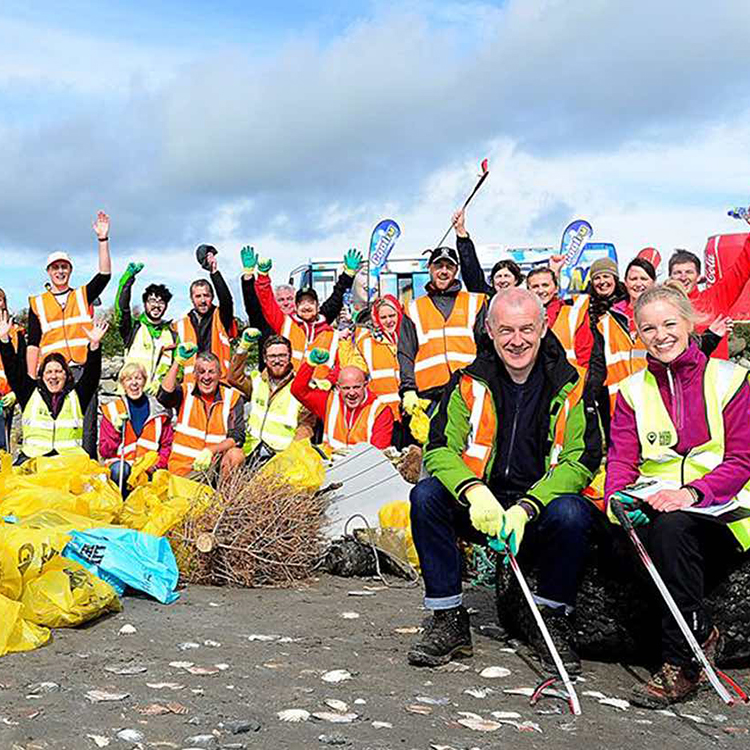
xmin=434 ymin=159 xmax=489 ymax=250
xmin=610 ymin=495 xmax=748 ymax=706
xmin=490 ymin=538 xmax=581 ymax=715
xmin=118 ymin=416 xmax=129 ymax=496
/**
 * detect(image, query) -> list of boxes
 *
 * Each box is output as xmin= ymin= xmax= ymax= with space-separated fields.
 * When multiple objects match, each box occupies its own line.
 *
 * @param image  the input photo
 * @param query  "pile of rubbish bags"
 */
xmin=0 ymin=451 xmax=212 ymax=658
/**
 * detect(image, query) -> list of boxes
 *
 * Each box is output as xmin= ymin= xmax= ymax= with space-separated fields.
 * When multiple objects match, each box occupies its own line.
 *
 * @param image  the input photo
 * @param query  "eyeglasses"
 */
xmin=266 ymin=354 xmax=290 ymax=362
xmin=146 ymin=297 xmax=166 ymax=305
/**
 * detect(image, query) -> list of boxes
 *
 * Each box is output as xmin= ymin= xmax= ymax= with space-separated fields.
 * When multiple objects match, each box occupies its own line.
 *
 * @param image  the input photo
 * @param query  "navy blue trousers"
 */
xmin=410 ymin=476 xmax=595 ymax=610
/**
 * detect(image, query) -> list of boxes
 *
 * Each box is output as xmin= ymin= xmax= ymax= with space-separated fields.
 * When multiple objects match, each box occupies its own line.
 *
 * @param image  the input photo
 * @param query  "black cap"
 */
xmin=295 ymin=287 xmax=319 ymax=305
xmin=427 ymin=246 xmax=459 ymax=266
xmin=195 ymin=244 xmax=218 ymax=271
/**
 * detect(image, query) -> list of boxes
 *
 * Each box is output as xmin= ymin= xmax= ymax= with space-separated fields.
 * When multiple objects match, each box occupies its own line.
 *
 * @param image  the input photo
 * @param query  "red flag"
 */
xmin=480 ymin=158 xmax=489 ymax=174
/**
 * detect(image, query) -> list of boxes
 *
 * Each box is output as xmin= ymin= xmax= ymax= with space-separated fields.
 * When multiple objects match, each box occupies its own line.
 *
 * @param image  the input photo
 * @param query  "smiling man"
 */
xmin=407 ymin=288 xmax=602 ymax=674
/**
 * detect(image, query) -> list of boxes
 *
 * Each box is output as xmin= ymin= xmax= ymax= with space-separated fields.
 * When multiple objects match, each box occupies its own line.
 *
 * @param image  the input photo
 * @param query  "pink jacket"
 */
xmin=605 ymin=341 xmax=750 ymax=508
xmin=99 ymin=404 xmax=174 ymax=471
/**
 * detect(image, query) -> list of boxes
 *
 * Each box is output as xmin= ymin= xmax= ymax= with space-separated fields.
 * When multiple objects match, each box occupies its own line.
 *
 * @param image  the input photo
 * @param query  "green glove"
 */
xmin=192 ymin=447 xmax=214 ymax=472
xmin=465 ymin=485 xmax=503 ymax=538
xmin=126 ymin=262 xmax=144 ymax=277
xmin=175 ymin=343 xmax=199 ymax=366
xmin=112 ymin=412 xmax=128 ymax=431
xmin=238 ymin=327 xmax=262 ymax=353
xmin=241 ymin=245 xmax=257 ymax=275
xmin=343 ymin=248 xmax=363 ymax=276
xmin=257 ymin=257 xmax=273 ymax=275
xmin=307 ymin=348 xmax=330 ymax=366
xmin=1 ymin=392 xmax=16 ymax=409
xmin=609 ymin=492 xmax=650 ymax=527
xmin=499 ymin=505 xmax=529 ymax=564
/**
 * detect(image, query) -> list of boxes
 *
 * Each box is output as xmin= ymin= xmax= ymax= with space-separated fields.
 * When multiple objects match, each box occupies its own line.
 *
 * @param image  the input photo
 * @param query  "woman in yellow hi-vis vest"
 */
xmin=605 ymin=283 xmax=750 ymax=709
xmin=0 ymin=311 xmax=108 ymax=463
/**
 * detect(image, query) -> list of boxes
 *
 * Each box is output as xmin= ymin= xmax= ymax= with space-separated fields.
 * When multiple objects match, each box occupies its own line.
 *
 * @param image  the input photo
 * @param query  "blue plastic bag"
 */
xmin=63 ymin=528 xmax=180 ymax=604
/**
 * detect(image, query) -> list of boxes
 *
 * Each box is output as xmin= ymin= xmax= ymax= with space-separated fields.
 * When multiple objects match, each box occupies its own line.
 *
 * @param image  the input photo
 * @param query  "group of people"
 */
xmin=1 ymin=207 xmax=750 ymax=709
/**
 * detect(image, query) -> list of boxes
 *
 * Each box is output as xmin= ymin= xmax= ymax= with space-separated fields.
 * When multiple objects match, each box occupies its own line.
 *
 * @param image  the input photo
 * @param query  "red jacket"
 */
xmin=291 ymin=360 xmax=393 ymax=449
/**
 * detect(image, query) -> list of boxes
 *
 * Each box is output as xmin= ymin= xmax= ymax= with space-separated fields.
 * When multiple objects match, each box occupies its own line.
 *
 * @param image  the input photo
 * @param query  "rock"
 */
xmin=225 ymin=719 xmax=261 ymax=735
xmin=318 ymin=733 xmax=351 ymax=746
xmin=496 ymin=536 xmax=750 ymax=666
xmin=183 ymin=735 xmax=217 ymax=749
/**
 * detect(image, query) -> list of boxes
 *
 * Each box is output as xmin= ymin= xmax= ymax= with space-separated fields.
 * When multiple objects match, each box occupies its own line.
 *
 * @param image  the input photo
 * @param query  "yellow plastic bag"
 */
xmin=17 ymin=509 xmax=118 ymax=534
xmin=20 ymin=557 xmax=121 ymax=628
xmin=258 ymin=439 xmax=325 ymax=494
xmin=378 ymin=500 xmax=420 ymax=571
xmin=0 ymin=593 xmax=51 ymax=657
xmin=127 ymin=451 xmax=160 ymax=489
xmin=0 ymin=526 xmax=72 ymax=600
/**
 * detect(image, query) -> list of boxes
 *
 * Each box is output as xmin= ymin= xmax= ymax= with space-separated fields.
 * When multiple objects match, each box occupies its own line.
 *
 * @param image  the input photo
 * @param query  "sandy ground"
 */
xmin=1 ymin=576 xmax=749 ymax=750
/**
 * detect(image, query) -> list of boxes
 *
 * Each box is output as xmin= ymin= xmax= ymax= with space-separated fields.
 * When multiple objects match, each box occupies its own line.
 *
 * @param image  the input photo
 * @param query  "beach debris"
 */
xmin=178 ymin=641 xmax=201 ymax=650
xmin=479 ymin=666 xmax=511 ymax=679
xmin=599 ymin=697 xmax=630 ymax=711
xmin=118 ymin=624 xmax=137 ymax=635
xmin=146 ymin=682 xmax=184 ymax=690
xmin=318 ymin=733 xmax=351 ymax=745
xmin=169 ymin=661 xmax=194 ymax=669
xmin=86 ymin=735 xmax=110 ymax=747
xmin=372 ymin=721 xmax=392 ymax=729
xmin=340 ymin=612 xmax=360 ymax=619
xmin=416 ymin=695 xmax=450 ymax=705
xmin=137 ymin=702 xmax=188 ymax=716
xmin=503 ymin=687 xmax=535 ymax=697
xmin=312 ymin=711 xmax=359 ymax=723
xmin=247 ymin=634 xmax=281 ymax=641
xmin=464 ymin=687 xmax=493 ymax=699
xmin=278 ymin=709 xmax=311 ymax=722
xmin=406 ymin=704 xmax=432 ymax=715
xmin=324 ymin=699 xmax=349 ymax=712
xmin=347 ymin=590 xmax=376 ymax=597
xmin=321 ymin=669 xmax=353 ymax=683
xmin=116 ymin=729 xmax=145 ymax=743
xmin=490 ymin=711 xmax=522 ymax=720
xmin=394 ymin=626 xmax=422 ymax=634
xmin=104 ymin=663 xmax=147 ymax=675
xmin=435 ymin=662 xmax=470 ymax=673
xmin=85 ymin=690 xmax=130 ymax=703
xmin=26 ymin=682 xmax=60 ymax=696
xmin=185 ymin=666 xmax=220 ymax=675
xmin=457 ymin=716 xmax=502 ymax=732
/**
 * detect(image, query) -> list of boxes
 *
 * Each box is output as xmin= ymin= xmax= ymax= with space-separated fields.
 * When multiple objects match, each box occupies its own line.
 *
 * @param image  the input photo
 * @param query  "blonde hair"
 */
xmin=118 ymin=362 xmax=148 ymax=385
xmin=633 ymin=280 xmax=697 ymax=327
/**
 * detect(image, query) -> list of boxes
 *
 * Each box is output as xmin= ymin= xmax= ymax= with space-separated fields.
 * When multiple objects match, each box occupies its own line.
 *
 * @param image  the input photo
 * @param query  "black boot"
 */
xmin=525 ymin=605 xmax=581 ymax=676
xmin=407 ymin=606 xmax=473 ymax=667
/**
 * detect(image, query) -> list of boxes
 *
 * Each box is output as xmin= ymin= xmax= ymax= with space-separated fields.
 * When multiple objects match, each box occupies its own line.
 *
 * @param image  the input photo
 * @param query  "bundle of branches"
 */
xmin=169 ymin=462 xmax=332 ymax=588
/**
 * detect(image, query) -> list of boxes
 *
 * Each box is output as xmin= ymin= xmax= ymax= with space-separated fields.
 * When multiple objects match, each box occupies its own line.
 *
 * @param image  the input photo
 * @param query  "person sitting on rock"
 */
xmin=605 ymin=282 xmax=750 ymax=708
xmin=407 ymin=288 xmax=602 ymax=673
xmin=115 ymin=263 xmax=177 ymax=393
xmin=158 ymin=346 xmax=245 ymax=480
xmin=0 ymin=309 xmax=107 ymax=463
xmin=99 ymin=362 xmax=174 ymax=491
xmin=227 ymin=329 xmax=315 ymax=460
xmin=291 ymin=349 xmax=393 ymax=451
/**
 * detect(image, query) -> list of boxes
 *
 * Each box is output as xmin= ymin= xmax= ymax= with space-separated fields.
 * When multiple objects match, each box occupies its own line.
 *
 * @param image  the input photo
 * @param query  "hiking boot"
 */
xmin=526 ymin=605 xmax=582 ymax=676
xmin=631 ymin=628 xmax=722 ymax=708
xmin=407 ymin=606 xmax=473 ymax=667
xmin=630 ymin=663 xmax=702 ymax=708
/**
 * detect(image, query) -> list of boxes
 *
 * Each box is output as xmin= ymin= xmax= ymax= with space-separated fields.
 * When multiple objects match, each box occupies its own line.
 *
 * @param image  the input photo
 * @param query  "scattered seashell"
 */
xmin=118 ymin=624 xmax=136 ymax=635
xmin=177 ymin=641 xmax=201 ymax=650
xmin=247 ymin=634 xmax=280 ymax=641
xmin=656 ymin=709 xmax=677 ymax=717
xmin=312 ymin=711 xmax=359 ymax=723
xmin=353 ymin=699 xmax=366 ymax=705
xmin=214 ymin=663 xmax=230 ymax=671
xmin=169 ymin=661 xmax=194 ymax=669
xmin=582 ymin=690 xmax=607 ymax=699
xmin=599 ymin=697 xmax=630 ymax=711
xmin=682 ymin=714 xmax=707 ymax=724
xmin=340 ymin=612 xmax=360 ymax=619
xmin=479 ymin=666 xmax=511 ymax=679
xmin=490 ymin=711 xmax=522 ymax=720
xmin=325 ymin=699 xmax=349 ymax=712
xmin=372 ymin=721 xmax=392 ymax=729
xmin=464 ymin=687 xmax=493 ymax=699
xmin=115 ymin=729 xmax=144 ymax=743
xmin=85 ymin=690 xmax=130 ymax=703
xmin=278 ymin=708 xmax=310 ymax=723
xmin=86 ymin=735 xmax=110 ymax=747
xmin=416 ymin=695 xmax=450 ymax=705
xmin=347 ymin=590 xmax=376 ymax=596
xmin=104 ymin=664 xmax=147 ymax=675
xmin=394 ymin=627 xmax=421 ymax=634
xmin=185 ymin=666 xmax=219 ymax=675
xmin=503 ymin=687 xmax=535 ymax=696
xmin=406 ymin=704 xmax=432 ymax=715
xmin=321 ymin=669 xmax=352 ymax=683
xmin=435 ymin=662 xmax=470 ymax=673
xmin=203 ymin=639 xmax=221 ymax=647
xmin=457 ymin=717 xmax=502 ymax=732
xmin=146 ymin=682 xmax=184 ymax=690
xmin=457 ymin=711 xmax=483 ymax=719
xmin=136 ymin=702 xmax=188 ymax=716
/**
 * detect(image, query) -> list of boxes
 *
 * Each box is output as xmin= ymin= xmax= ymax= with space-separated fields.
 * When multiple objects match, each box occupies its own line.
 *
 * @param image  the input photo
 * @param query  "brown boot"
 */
xmin=630 ymin=663 xmax=702 ymax=708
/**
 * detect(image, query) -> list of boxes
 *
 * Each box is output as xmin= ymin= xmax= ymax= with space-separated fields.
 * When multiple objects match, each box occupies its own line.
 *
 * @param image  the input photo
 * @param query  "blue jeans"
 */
xmin=110 ymin=461 xmax=132 ymax=495
xmin=410 ymin=476 xmax=595 ymax=610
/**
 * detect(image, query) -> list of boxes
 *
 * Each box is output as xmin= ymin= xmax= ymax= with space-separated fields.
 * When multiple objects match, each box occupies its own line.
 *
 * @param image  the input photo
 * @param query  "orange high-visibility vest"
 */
xmin=101 ymin=397 xmax=168 ymax=465
xmin=29 ymin=286 xmax=93 ymax=366
xmin=459 ymin=372 xmax=585 ymax=479
xmin=550 ymin=295 xmax=589 ymax=365
xmin=175 ymin=308 xmax=232 ymax=386
xmin=598 ymin=313 xmax=648 ymax=413
xmin=323 ymin=392 xmax=389 ymax=451
xmin=0 ymin=325 xmax=20 ymax=396
xmin=355 ymin=328 xmax=400 ymax=418
xmin=407 ymin=291 xmax=485 ymax=393
xmin=280 ymin=317 xmax=339 ymax=376
xmin=168 ymin=384 xmax=242 ymax=476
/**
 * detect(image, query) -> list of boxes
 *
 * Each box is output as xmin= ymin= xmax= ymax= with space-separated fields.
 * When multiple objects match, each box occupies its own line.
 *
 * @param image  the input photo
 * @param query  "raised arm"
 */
xmin=320 ymin=249 xmax=361 ymax=323
xmin=207 ymin=253 xmax=234 ymax=332
xmin=454 ymin=210 xmax=492 ymax=295
xmin=92 ymin=211 xmax=112 ymax=275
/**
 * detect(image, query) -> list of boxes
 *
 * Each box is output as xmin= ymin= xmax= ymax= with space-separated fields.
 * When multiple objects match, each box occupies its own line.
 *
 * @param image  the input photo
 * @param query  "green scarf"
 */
xmin=138 ymin=312 xmax=169 ymax=340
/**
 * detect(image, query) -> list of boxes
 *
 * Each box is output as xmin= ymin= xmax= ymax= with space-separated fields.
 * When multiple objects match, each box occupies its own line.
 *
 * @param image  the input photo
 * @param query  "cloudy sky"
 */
xmin=2 ymin=0 xmax=749 ymax=314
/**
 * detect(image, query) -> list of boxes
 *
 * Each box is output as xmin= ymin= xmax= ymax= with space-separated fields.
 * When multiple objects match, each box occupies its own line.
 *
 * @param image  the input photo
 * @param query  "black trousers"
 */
xmin=628 ymin=511 xmax=739 ymax=666
xmin=70 ymin=365 xmax=98 ymax=460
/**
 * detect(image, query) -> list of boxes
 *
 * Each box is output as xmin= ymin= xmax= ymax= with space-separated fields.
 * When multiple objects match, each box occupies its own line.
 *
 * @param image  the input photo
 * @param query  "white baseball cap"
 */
xmin=46 ymin=251 xmax=73 ymax=269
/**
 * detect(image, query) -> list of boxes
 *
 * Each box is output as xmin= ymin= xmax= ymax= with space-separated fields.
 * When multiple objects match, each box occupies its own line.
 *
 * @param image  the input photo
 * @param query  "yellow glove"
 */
xmin=311 ymin=378 xmax=333 ymax=391
xmin=192 ymin=447 xmax=214 ymax=472
xmin=1 ymin=392 xmax=16 ymax=409
xmin=238 ymin=327 xmax=262 ymax=353
xmin=175 ymin=343 xmax=199 ymax=366
xmin=465 ymin=484 xmax=503 ymax=537
xmin=499 ymin=505 xmax=529 ymax=558
xmin=402 ymin=390 xmax=429 ymax=416
xmin=409 ymin=406 xmax=430 ymax=444
xmin=112 ymin=412 xmax=128 ymax=431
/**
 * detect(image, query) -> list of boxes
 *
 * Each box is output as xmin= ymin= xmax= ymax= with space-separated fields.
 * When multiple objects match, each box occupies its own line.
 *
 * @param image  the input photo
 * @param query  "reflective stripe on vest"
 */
xmin=408 ymin=291 xmax=484 ymax=392
xmin=356 ymin=329 xmax=400 ymax=416
xmin=168 ymin=385 xmax=241 ymax=475
xmin=244 ymin=370 xmax=302 ymax=454
xmin=21 ymin=389 xmax=84 ymax=457
xmin=29 ymin=286 xmax=92 ymax=366
xmin=550 ymin=294 xmax=589 ymax=365
xmin=102 ymin=398 xmax=165 ymax=462
xmin=175 ymin=308 xmax=232 ymax=385
xmin=598 ymin=313 xmax=648 ymax=412
xmin=124 ymin=324 xmax=176 ymax=389
xmin=618 ymin=359 xmax=750 ymax=551
xmin=281 ymin=317 xmax=336 ymax=374
xmin=324 ymin=392 xmax=387 ymax=450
